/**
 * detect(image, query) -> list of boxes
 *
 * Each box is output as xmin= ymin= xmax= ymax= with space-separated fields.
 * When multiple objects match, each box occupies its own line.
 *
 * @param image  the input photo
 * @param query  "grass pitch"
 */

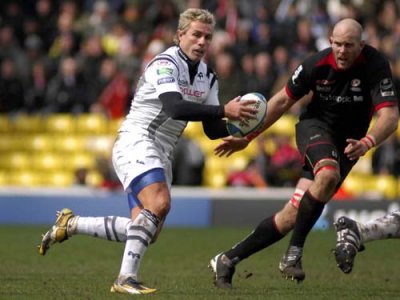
xmin=0 ymin=225 xmax=399 ymax=300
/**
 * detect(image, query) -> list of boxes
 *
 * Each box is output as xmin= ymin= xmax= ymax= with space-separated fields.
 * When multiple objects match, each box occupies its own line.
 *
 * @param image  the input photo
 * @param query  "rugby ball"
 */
xmin=226 ymin=92 xmax=267 ymax=137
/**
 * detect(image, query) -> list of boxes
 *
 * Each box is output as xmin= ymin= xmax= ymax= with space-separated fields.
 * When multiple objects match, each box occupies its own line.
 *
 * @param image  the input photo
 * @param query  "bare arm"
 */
xmin=345 ymin=106 xmax=399 ymax=160
xmin=246 ymin=87 xmax=297 ymax=141
xmin=368 ymin=106 xmax=399 ymax=145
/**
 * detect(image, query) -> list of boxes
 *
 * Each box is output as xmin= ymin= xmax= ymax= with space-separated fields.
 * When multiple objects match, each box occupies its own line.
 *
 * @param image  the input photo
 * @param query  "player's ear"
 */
xmin=177 ymin=30 xmax=185 ymax=41
xmin=360 ymin=40 xmax=365 ymax=49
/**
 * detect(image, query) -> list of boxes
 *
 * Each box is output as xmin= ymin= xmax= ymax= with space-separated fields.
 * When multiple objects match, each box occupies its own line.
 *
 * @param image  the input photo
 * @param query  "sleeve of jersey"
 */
xmin=369 ymin=59 xmax=398 ymax=111
xmin=285 ymin=62 xmax=312 ymax=100
xmin=159 ymin=92 xmax=224 ymax=121
xmin=146 ymin=58 xmax=181 ymax=96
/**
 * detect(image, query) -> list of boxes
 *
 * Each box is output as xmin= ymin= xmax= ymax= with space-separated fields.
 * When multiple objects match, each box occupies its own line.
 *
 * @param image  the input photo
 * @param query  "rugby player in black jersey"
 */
xmin=209 ymin=18 xmax=399 ymax=287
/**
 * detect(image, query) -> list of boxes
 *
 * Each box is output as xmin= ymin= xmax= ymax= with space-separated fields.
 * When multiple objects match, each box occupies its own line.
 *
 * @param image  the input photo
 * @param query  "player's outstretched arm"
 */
xmin=246 ymin=87 xmax=296 ymax=143
xmin=345 ymin=105 xmax=398 ymax=160
xmin=214 ymin=136 xmax=249 ymax=157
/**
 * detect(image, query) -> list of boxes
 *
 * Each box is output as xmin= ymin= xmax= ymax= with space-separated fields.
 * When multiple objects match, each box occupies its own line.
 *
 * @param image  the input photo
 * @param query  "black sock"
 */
xmin=289 ymin=191 xmax=325 ymax=248
xmin=225 ymin=215 xmax=284 ymax=263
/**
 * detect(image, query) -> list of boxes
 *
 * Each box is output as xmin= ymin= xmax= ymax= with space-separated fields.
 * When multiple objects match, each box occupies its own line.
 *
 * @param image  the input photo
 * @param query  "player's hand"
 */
xmin=214 ymin=136 xmax=249 ymax=157
xmin=224 ymin=96 xmax=258 ymax=123
xmin=344 ymin=138 xmax=369 ymax=160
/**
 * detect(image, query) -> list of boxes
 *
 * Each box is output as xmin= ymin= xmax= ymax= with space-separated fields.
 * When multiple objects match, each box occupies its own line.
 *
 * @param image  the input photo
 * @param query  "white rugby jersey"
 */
xmin=118 ymin=46 xmax=219 ymax=157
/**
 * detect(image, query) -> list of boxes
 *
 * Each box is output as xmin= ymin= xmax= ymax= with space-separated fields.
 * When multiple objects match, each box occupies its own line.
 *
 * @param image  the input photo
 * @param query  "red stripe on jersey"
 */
xmin=315 ymin=51 xmax=366 ymax=70
xmin=285 ymin=84 xmax=300 ymax=100
xmin=316 ymin=52 xmax=337 ymax=69
xmin=374 ymin=101 xmax=397 ymax=112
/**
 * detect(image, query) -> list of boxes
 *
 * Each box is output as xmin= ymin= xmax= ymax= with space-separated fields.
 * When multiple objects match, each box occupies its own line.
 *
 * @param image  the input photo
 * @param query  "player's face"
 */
xmin=330 ymin=34 xmax=364 ymax=70
xmin=178 ymin=21 xmax=213 ymax=62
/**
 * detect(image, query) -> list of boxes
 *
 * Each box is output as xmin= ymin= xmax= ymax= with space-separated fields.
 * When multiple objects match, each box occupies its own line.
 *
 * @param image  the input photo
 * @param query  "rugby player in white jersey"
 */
xmin=38 ymin=8 xmax=257 ymax=295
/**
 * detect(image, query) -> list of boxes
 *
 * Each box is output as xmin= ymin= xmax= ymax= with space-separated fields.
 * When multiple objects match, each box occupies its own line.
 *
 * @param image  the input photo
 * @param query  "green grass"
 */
xmin=0 ymin=225 xmax=399 ymax=300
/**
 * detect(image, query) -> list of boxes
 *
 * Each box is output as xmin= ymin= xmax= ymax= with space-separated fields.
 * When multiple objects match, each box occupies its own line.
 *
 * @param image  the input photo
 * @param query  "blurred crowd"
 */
xmin=1 ymin=0 xmax=400 ymax=118
xmin=1 ymin=0 xmax=400 ymax=189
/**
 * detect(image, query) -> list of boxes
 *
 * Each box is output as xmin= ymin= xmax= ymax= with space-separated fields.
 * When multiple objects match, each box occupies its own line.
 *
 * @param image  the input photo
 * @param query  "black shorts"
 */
xmin=295 ymin=119 xmax=356 ymax=186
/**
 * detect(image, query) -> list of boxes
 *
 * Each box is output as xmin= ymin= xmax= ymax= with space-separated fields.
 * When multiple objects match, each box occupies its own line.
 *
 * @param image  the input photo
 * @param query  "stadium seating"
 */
xmin=0 ymin=113 xmax=112 ymax=187
xmin=0 ymin=112 xmax=399 ymax=197
xmin=9 ymin=170 xmax=40 ymax=187
xmin=0 ymin=152 xmax=31 ymax=170
xmin=44 ymin=114 xmax=75 ymax=134
xmin=76 ymin=113 xmax=108 ymax=135
xmin=11 ymin=114 xmax=44 ymax=133
xmin=45 ymin=114 xmax=75 ymax=134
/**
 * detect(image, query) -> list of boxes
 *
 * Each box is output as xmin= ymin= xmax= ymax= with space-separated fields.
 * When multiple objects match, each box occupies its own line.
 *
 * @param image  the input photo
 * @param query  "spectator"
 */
xmin=35 ymin=0 xmax=58 ymax=52
xmin=238 ymin=53 xmax=258 ymax=94
xmin=0 ymin=58 xmax=25 ymax=114
xmin=213 ymin=51 xmax=242 ymax=105
xmin=0 ymin=24 xmax=30 ymax=85
xmin=76 ymin=35 xmax=106 ymax=107
xmin=24 ymin=60 xmax=49 ymax=114
xmin=44 ymin=56 xmax=86 ymax=114
xmin=253 ymin=51 xmax=276 ymax=99
xmin=92 ymin=58 xmax=130 ymax=119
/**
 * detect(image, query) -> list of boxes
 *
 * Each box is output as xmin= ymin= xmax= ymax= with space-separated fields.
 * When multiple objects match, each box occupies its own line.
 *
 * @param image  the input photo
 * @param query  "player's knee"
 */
xmin=151 ymin=197 xmax=170 ymax=218
xmin=314 ymin=159 xmax=340 ymax=185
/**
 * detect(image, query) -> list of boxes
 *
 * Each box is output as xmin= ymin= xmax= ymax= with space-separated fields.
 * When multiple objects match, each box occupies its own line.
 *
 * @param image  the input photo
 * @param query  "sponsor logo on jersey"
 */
xmin=291 ymin=65 xmax=303 ymax=85
xmin=156 ymin=67 xmax=173 ymax=76
xmin=353 ymin=95 xmax=363 ymax=102
xmin=316 ymin=85 xmax=331 ymax=92
xmin=321 ymin=94 xmax=351 ymax=103
xmin=316 ymin=79 xmax=335 ymax=85
xmin=350 ymin=78 xmax=361 ymax=92
xmin=180 ymin=87 xmax=205 ymax=98
xmin=310 ymin=134 xmax=321 ymax=140
xmin=380 ymin=78 xmax=395 ymax=97
xmin=157 ymin=77 xmax=175 ymax=85
xmin=196 ymin=72 xmax=205 ymax=82
xmin=178 ymin=79 xmax=189 ymax=86
xmin=155 ymin=60 xmax=171 ymax=66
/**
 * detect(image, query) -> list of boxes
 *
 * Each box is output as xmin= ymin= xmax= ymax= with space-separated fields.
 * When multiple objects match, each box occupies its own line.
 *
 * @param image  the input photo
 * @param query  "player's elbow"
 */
xmin=204 ymin=127 xmax=220 ymax=139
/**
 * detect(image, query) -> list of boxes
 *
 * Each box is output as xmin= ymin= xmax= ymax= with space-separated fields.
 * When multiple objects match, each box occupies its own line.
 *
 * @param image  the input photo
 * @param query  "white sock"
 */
xmin=119 ymin=209 xmax=160 ymax=279
xmin=360 ymin=211 xmax=400 ymax=243
xmin=71 ymin=216 xmax=130 ymax=242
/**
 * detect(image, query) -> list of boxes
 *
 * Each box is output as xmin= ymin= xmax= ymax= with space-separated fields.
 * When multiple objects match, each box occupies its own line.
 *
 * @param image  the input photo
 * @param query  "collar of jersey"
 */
xmin=177 ymin=46 xmax=200 ymax=69
xmin=177 ymin=46 xmax=200 ymax=84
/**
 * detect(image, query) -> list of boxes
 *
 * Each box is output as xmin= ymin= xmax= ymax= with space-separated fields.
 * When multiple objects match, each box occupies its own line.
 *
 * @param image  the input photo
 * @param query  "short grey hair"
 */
xmin=173 ymin=8 xmax=215 ymax=45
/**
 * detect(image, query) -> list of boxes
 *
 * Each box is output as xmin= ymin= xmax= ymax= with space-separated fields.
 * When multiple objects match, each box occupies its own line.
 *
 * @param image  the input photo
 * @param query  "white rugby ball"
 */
xmin=226 ymin=92 xmax=267 ymax=137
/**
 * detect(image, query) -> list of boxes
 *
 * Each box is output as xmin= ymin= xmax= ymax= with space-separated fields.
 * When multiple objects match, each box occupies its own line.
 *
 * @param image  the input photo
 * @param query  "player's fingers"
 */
xmin=240 ymin=99 xmax=257 ymax=105
xmin=241 ymin=110 xmax=258 ymax=119
xmin=346 ymin=138 xmax=357 ymax=144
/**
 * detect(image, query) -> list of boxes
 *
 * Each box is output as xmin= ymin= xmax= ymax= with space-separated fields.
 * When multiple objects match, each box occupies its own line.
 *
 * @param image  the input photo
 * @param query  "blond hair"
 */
xmin=173 ymin=8 xmax=215 ymax=45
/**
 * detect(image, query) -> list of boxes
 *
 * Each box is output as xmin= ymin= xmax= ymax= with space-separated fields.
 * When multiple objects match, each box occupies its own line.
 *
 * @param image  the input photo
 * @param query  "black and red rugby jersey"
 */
xmin=286 ymin=45 xmax=398 ymax=139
